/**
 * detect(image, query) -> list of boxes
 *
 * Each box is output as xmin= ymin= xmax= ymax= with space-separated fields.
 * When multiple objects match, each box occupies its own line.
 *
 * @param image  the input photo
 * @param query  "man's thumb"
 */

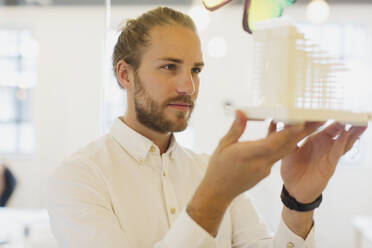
xmin=218 ymin=110 xmax=247 ymax=150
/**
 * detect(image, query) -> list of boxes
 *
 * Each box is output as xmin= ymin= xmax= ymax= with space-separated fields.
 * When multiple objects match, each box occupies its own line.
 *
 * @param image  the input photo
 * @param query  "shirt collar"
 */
xmin=109 ymin=118 xmax=177 ymax=164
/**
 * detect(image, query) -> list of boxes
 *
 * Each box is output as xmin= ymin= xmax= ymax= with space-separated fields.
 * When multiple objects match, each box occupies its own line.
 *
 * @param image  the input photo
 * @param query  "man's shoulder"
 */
xmin=69 ymin=135 xmax=109 ymax=161
xmin=47 ymin=135 xmax=113 ymax=212
xmin=57 ymin=134 xmax=113 ymax=175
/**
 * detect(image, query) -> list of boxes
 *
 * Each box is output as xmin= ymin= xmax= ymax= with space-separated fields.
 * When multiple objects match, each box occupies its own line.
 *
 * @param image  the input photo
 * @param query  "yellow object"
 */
xmin=170 ymin=208 xmax=176 ymax=215
xmin=202 ymin=0 xmax=297 ymax=33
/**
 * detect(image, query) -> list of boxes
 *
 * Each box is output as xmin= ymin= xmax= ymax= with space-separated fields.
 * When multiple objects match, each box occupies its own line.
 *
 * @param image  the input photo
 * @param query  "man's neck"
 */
xmin=120 ymin=115 xmax=172 ymax=155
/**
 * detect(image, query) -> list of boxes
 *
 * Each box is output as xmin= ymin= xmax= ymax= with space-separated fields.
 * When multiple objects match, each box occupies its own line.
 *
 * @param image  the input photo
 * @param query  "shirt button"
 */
xmin=170 ymin=208 xmax=176 ymax=215
xmin=138 ymin=158 xmax=145 ymax=165
xmin=162 ymin=172 xmax=166 ymax=177
xmin=287 ymin=242 xmax=295 ymax=248
xmin=170 ymin=156 xmax=175 ymax=162
xmin=150 ymin=146 xmax=155 ymax=152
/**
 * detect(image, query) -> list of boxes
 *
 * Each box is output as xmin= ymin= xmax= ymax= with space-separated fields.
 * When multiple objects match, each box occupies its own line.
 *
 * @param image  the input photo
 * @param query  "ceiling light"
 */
xmin=207 ymin=37 xmax=227 ymax=58
xmin=306 ymin=0 xmax=330 ymax=24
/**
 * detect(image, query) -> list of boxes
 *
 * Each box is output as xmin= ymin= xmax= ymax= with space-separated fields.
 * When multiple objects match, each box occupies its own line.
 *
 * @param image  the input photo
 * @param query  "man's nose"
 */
xmin=176 ymin=71 xmax=195 ymax=96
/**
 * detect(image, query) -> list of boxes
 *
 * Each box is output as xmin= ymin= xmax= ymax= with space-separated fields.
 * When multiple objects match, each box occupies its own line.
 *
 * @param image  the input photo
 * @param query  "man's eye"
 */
xmin=162 ymin=64 xmax=176 ymax=70
xmin=192 ymin=67 xmax=202 ymax=73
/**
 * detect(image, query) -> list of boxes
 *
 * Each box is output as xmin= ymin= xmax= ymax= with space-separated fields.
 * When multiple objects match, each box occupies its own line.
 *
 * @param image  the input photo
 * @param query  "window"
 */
xmin=0 ymin=30 xmax=37 ymax=155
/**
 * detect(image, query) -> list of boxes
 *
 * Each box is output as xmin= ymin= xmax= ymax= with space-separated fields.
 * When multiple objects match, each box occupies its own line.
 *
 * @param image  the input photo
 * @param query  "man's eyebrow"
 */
xmin=158 ymin=57 xmax=204 ymax=67
xmin=194 ymin=62 xmax=205 ymax=67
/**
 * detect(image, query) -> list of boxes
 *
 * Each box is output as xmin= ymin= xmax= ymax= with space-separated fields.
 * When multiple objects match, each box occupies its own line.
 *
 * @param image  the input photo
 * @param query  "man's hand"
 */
xmin=280 ymin=122 xmax=367 ymax=203
xmin=202 ymin=113 xmax=323 ymax=205
xmin=273 ymin=121 xmax=367 ymax=239
xmin=187 ymin=110 xmax=322 ymax=237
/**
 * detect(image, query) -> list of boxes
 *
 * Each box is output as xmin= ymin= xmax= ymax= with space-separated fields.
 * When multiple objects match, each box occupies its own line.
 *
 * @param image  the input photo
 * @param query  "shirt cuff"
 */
xmin=274 ymin=217 xmax=315 ymax=248
xmin=160 ymin=208 xmax=217 ymax=248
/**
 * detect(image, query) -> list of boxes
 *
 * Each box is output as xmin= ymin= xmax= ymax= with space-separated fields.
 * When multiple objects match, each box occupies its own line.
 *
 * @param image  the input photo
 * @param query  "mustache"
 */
xmin=164 ymin=96 xmax=195 ymax=108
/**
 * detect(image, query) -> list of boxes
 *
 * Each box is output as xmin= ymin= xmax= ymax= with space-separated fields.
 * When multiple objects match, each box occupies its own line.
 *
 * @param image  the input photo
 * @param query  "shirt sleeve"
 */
xmin=274 ymin=217 xmax=315 ymax=248
xmin=47 ymin=156 xmax=133 ymax=248
xmin=48 ymin=156 xmax=218 ymax=248
xmin=155 ymin=209 xmax=217 ymax=248
xmin=230 ymin=194 xmax=315 ymax=248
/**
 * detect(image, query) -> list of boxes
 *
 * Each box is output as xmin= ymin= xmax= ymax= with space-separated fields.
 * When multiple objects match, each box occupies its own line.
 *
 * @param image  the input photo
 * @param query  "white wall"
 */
xmin=0 ymin=6 xmax=105 ymax=207
xmin=0 ymin=3 xmax=372 ymax=248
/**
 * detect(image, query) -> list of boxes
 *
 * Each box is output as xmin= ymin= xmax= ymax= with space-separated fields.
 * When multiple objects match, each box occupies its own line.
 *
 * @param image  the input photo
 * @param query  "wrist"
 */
xmin=282 ymin=207 xmax=314 ymax=239
xmin=188 ymin=180 xmax=231 ymax=215
xmin=187 ymin=181 xmax=231 ymax=237
xmin=281 ymin=185 xmax=322 ymax=212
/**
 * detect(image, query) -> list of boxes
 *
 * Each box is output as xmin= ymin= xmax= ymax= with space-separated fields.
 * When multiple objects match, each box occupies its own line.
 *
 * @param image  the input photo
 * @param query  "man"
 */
xmin=48 ymin=7 xmax=366 ymax=248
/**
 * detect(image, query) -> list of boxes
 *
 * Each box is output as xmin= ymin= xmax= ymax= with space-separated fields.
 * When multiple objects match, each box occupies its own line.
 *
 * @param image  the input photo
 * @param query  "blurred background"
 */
xmin=0 ymin=0 xmax=372 ymax=247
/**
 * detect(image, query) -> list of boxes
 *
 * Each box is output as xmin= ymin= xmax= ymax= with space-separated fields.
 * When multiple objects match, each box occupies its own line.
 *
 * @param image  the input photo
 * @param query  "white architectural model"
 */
xmin=241 ymin=19 xmax=371 ymax=125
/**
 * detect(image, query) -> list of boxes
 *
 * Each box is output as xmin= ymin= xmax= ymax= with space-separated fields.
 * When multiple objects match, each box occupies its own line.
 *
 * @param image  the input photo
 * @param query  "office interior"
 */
xmin=0 ymin=0 xmax=372 ymax=247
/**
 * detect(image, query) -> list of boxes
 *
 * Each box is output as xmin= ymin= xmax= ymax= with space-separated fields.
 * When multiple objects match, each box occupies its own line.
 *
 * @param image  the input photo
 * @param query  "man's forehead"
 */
xmin=146 ymin=25 xmax=203 ymax=63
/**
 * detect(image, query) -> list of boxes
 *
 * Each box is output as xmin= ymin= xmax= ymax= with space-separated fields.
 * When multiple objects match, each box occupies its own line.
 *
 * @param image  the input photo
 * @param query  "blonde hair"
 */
xmin=112 ymin=7 xmax=197 ymax=87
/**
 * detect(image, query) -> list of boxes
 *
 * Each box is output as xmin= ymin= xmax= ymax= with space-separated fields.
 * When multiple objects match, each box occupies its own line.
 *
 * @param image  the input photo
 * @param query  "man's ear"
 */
xmin=116 ymin=60 xmax=133 ymax=89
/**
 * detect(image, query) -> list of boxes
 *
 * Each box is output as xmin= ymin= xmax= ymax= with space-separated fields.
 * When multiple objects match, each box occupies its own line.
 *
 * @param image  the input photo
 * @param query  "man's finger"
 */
xmin=217 ymin=109 xmax=266 ymax=152
xmin=308 ymin=122 xmax=344 ymax=143
xmin=267 ymin=121 xmax=277 ymax=137
xmin=253 ymin=122 xmax=323 ymax=162
xmin=302 ymin=121 xmax=325 ymax=131
xmin=318 ymin=122 xmax=344 ymax=139
xmin=284 ymin=121 xmax=324 ymax=133
xmin=328 ymin=130 xmax=350 ymax=166
xmin=217 ymin=110 xmax=248 ymax=151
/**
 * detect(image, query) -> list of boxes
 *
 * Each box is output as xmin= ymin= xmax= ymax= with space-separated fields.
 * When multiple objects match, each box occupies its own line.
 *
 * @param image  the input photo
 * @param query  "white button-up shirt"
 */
xmin=47 ymin=118 xmax=315 ymax=248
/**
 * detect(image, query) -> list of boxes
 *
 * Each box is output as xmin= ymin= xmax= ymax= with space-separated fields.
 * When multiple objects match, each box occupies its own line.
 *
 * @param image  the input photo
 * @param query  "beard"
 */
xmin=133 ymin=72 xmax=194 ymax=134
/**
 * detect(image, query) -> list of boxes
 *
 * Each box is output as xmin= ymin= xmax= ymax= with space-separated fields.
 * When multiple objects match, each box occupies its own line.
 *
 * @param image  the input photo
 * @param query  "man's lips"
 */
xmin=167 ymin=102 xmax=193 ymax=110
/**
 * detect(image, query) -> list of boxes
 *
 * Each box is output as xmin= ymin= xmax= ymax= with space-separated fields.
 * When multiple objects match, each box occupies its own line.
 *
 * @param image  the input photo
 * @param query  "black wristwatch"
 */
xmin=280 ymin=185 xmax=322 ymax=212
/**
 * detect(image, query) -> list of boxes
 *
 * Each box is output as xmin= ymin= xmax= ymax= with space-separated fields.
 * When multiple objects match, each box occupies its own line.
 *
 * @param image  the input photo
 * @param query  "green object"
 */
xmin=202 ymin=0 xmax=297 ymax=34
